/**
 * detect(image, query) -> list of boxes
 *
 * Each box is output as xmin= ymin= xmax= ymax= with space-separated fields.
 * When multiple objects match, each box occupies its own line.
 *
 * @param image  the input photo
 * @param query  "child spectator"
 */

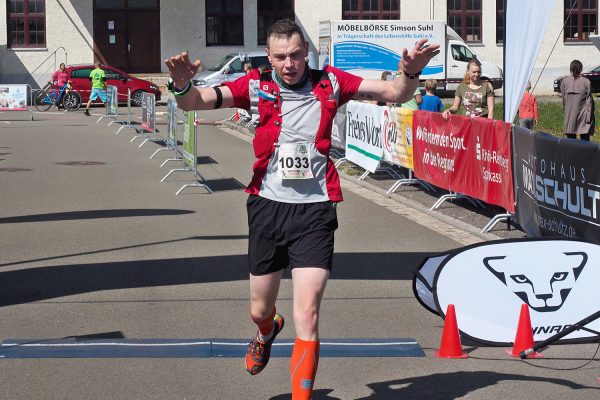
xmin=419 ymin=79 xmax=443 ymax=112
xmin=518 ymin=80 xmax=538 ymax=130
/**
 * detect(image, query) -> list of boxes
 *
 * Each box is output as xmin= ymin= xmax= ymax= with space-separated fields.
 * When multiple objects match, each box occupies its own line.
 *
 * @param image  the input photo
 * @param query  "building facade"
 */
xmin=1 ymin=0 xmax=598 ymax=93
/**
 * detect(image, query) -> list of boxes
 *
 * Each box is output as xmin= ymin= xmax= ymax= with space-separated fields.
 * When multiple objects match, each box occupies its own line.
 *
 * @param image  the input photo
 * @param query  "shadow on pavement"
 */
xmin=0 ymin=251 xmax=431 ymax=307
xmin=0 ymin=208 xmax=195 ymax=224
xmin=270 ymin=389 xmax=341 ymax=400
xmin=355 ymin=371 xmax=599 ymax=399
xmin=203 ymin=178 xmax=246 ymax=192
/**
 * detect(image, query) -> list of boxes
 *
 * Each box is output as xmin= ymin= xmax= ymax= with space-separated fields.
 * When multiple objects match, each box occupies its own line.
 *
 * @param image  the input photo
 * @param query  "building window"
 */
xmin=206 ymin=0 xmax=244 ymax=46
xmin=496 ymin=0 xmax=504 ymax=44
xmin=564 ymin=0 xmax=598 ymax=41
xmin=257 ymin=0 xmax=294 ymax=46
xmin=7 ymin=0 xmax=46 ymax=48
xmin=447 ymin=0 xmax=482 ymax=43
xmin=342 ymin=0 xmax=401 ymax=20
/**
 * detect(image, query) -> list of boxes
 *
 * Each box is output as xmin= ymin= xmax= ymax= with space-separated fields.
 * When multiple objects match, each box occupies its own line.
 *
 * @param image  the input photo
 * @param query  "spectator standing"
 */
xmin=560 ymin=59 xmax=595 ymax=141
xmin=51 ymin=63 xmax=69 ymax=109
xmin=518 ymin=81 xmax=538 ymax=130
xmin=83 ymin=62 xmax=107 ymax=116
xmin=442 ymin=59 xmax=495 ymax=119
xmin=419 ymin=79 xmax=443 ymax=112
xmin=398 ymin=85 xmax=422 ymax=110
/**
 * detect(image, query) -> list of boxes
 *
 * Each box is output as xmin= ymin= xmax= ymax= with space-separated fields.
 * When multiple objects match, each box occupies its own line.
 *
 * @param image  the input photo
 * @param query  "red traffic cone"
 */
xmin=506 ymin=304 xmax=543 ymax=358
xmin=436 ymin=304 xmax=468 ymax=358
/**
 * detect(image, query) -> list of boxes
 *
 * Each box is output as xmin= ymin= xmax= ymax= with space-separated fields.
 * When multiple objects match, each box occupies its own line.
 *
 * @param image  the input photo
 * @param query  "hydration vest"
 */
xmin=246 ymin=67 xmax=343 ymax=202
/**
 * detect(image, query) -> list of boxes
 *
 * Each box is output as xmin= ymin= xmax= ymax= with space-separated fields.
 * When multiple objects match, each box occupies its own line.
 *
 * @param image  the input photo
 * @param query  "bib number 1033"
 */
xmin=277 ymin=142 xmax=313 ymax=179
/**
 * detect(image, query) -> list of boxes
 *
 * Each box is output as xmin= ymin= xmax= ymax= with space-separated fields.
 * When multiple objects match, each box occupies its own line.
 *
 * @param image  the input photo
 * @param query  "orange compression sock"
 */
xmin=290 ymin=337 xmax=320 ymax=400
xmin=254 ymin=307 xmax=276 ymax=340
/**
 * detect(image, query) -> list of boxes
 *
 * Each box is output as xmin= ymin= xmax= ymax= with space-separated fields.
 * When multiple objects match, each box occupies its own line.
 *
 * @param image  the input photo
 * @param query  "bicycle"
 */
xmin=34 ymin=81 xmax=81 ymax=112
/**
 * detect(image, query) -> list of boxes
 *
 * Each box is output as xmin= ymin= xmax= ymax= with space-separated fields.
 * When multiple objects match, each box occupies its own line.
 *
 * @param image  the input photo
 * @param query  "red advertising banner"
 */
xmin=412 ymin=111 xmax=515 ymax=213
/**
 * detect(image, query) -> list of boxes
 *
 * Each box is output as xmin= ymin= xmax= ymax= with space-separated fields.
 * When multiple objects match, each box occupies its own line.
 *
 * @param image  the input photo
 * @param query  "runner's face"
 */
xmin=468 ymin=65 xmax=481 ymax=84
xmin=266 ymin=33 xmax=308 ymax=85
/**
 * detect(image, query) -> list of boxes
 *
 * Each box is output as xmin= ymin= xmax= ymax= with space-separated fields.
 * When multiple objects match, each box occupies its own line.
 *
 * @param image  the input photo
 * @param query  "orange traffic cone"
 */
xmin=506 ymin=304 xmax=543 ymax=358
xmin=436 ymin=304 xmax=468 ymax=358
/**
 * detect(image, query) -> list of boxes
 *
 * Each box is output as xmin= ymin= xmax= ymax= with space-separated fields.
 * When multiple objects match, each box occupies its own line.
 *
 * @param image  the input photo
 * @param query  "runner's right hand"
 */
xmin=164 ymin=52 xmax=202 ymax=88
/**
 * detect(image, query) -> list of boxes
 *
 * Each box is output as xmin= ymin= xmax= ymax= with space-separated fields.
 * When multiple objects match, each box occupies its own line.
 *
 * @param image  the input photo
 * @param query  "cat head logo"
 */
xmin=483 ymin=252 xmax=587 ymax=312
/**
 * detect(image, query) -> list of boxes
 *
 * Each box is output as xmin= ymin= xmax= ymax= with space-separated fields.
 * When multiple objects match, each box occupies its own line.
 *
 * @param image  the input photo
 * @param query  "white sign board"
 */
xmin=421 ymin=239 xmax=600 ymax=345
xmin=0 ymin=85 xmax=27 ymax=111
xmin=329 ymin=20 xmax=446 ymax=80
xmin=344 ymin=101 xmax=383 ymax=173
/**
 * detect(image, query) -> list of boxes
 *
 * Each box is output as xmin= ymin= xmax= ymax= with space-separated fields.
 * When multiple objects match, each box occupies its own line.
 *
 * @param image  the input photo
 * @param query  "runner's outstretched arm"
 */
xmin=354 ymin=38 xmax=440 ymax=104
xmin=164 ymin=51 xmax=235 ymax=111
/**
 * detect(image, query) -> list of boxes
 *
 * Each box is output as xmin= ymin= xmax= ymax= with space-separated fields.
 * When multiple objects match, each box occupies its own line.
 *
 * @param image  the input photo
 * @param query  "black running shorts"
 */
xmin=246 ymin=195 xmax=338 ymax=276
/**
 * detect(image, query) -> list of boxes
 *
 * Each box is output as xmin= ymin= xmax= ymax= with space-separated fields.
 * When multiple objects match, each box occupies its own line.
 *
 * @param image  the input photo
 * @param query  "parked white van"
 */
xmin=192 ymin=51 xmax=318 ymax=88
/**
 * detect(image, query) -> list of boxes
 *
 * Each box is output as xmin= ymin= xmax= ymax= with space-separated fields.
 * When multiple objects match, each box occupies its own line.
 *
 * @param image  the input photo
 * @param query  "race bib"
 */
xmin=277 ymin=142 xmax=313 ymax=179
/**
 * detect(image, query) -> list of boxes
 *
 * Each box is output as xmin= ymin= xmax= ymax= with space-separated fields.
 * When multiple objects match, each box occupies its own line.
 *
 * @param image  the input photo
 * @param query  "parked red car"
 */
xmin=54 ymin=64 xmax=161 ymax=107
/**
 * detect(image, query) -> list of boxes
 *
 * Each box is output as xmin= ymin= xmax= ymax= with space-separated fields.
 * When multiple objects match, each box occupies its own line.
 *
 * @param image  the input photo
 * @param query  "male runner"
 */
xmin=165 ymin=19 xmax=439 ymax=400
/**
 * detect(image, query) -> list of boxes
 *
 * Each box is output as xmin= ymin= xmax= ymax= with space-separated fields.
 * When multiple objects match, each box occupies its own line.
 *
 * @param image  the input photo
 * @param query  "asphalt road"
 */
xmin=0 ymin=106 xmax=598 ymax=399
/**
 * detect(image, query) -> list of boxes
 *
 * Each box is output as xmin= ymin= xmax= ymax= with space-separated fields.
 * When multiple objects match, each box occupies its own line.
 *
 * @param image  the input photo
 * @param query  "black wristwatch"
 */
xmin=402 ymin=68 xmax=422 ymax=80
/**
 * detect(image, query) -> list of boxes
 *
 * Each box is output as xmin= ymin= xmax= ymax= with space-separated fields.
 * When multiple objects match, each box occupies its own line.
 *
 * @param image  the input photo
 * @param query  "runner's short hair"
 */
xmin=267 ymin=19 xmax=306 ymax=47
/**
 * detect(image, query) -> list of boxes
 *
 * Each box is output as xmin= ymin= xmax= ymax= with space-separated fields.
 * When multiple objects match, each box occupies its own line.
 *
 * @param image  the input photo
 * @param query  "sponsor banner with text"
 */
xmin=182 ymin=111 xmax=195 ymax=168
xmin=412 ymin=111 xmax=514 ymax=212
xmin=381 ymin=106 xmax=400 ymax=165
xmin=344 ymin=101 xmax=383 ymax=173
xmin=0 ymin=85 xmax=27 ymax=111
xmin=396 ymin=107 xmax=414 ymax=170
xmin=107 ymin=85 xmax=118 ymax=116
xmin=141 ymin=92 xmax=155 ymax=132
xmin=514 ymin=127 xmax=600 ymax=241
xmin=423 ymin=239 xmax=600 ymax=345
xmin=331 ymin=105 xmax=347 ymax=150
xmin=166 ymin=99 xmax=177 ymax=148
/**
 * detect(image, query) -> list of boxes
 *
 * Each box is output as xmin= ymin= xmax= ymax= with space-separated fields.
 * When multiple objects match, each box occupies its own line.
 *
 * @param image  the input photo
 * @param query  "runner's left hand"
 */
xmin=399 ymin=39 xmax=441 ymax=75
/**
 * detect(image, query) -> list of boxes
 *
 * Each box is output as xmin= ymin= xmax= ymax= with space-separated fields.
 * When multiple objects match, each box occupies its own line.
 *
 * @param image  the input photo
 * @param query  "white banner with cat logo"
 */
xmin=415 ymin=239 xmax=600 ymax=345
xmin=344 ymin=101 xmax=383 ymax=173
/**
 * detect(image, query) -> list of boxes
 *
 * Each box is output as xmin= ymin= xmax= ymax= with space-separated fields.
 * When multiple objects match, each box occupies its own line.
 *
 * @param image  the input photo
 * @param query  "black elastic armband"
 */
xmin=213 ymin=86 xmax=223 ymax=109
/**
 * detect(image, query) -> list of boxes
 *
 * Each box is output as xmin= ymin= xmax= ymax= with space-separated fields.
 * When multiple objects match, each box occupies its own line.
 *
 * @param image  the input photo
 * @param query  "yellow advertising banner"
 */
xmin=396 ymin=107 xmax=414 ymax=170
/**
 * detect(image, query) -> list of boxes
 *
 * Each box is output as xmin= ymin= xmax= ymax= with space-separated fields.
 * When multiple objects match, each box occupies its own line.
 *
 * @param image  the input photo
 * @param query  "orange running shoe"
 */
xmin=245 ymin=313 xmax=285 ymax=375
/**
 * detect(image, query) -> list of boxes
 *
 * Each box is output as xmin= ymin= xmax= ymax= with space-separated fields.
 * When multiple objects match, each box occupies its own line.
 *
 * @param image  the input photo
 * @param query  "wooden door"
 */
xmin=127 ymin=10 xmax=161 ymax=73
xmin=93 ymin=11 xmax=128 ymax=72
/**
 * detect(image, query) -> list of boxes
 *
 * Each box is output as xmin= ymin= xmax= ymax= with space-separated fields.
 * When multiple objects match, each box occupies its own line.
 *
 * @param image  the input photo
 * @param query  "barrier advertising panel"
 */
xmin=141 ymin=92 xmax=155 ymax=132
xmin=106 ymin=85 xmax=118 ymax=115
xmin=396 ymin=107 xmax=414 ymax=170
xmin=182 ymin=111 xmax=195 ymax=168
xmin=381 ymin=106 xmax=400 ymax=165
xmin=331 ymin=105 xmax=347 ymax=150
xmin=513 ymin=127 xmax=600 ymax=241
xmin=412 ymin=111 xmax=514 ymax=212
xmin=419 ymin=239 xmax=600 ymax=345
xmin=0 ymin=85 xmax=27 ymax=110
xmin=167 ymin=98 xmax=177 ymax=148
xmin=344 ymin=101 xmax=383 ymax=173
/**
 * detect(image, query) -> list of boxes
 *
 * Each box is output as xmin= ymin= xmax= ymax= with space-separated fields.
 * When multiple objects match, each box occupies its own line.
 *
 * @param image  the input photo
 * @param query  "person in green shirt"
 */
xmin=84 ymin=62 xmax=107 ymax=116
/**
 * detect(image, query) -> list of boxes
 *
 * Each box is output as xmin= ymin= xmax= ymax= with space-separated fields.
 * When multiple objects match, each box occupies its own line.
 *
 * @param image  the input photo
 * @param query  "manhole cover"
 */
xmin=55 ymin=161 xmax=106 ymax=166
xmin=0 ymin=167 xmax=32 ymax=172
